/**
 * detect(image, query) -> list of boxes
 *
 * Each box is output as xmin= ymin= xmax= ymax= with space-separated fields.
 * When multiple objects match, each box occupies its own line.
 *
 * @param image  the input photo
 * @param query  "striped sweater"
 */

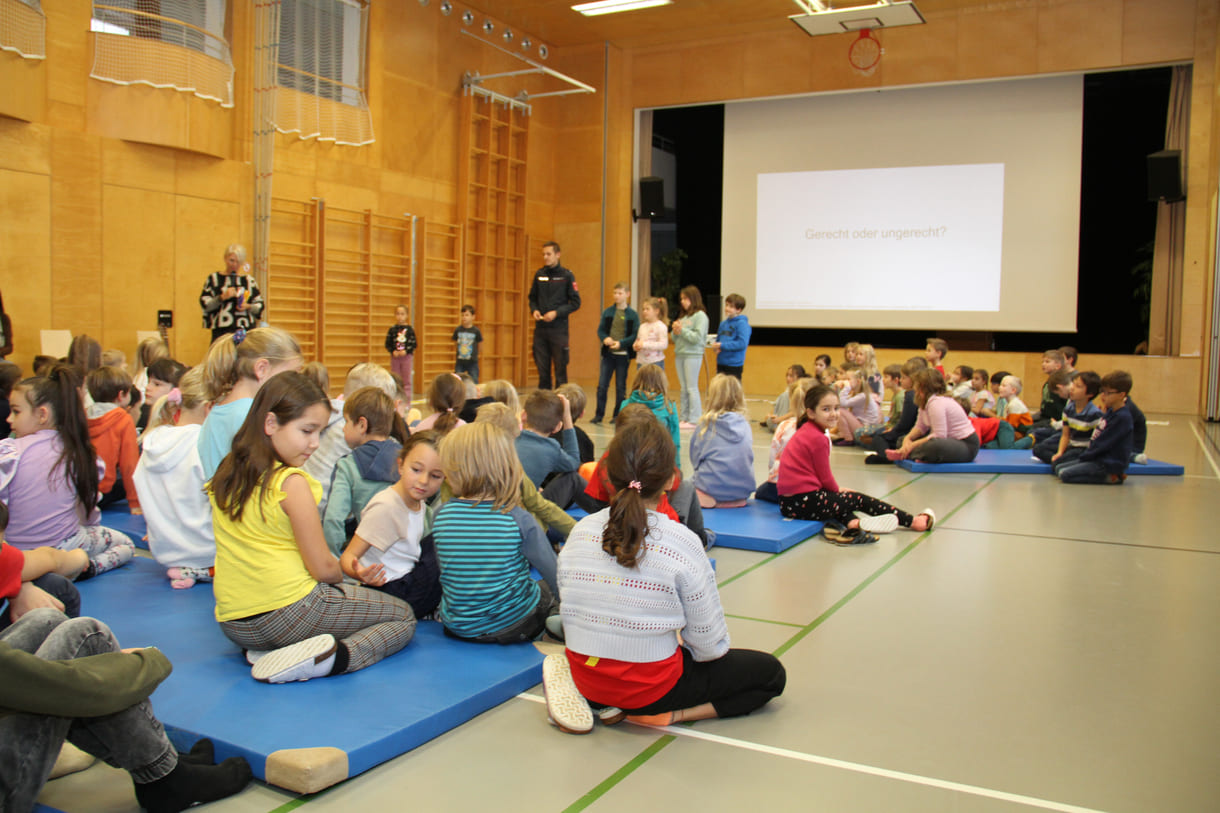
xmin=432 ymin=499 xmax=556 ymax=638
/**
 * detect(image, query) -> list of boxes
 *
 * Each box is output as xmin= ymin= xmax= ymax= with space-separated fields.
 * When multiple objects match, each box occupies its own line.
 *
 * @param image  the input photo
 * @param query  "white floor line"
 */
xmin=1188 ymin=421 xmax=1220 ymax=480
xmin=514 ymin=693 xmax=1109 ymax=813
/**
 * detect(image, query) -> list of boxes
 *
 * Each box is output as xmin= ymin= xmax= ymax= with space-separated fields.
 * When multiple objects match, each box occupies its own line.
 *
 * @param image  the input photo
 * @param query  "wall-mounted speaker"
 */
xmin=1147 ymin=150 xmax=1184 ymax=203
xmin=639 ymin=176 xmax=664 ymax=218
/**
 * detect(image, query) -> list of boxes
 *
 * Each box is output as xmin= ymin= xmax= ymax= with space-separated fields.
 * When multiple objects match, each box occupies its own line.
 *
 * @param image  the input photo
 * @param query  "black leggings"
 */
xmin=625 ymin=647 xmax=786 ymax=719
xmin=780 ymin=489 xmax=913 ymax=527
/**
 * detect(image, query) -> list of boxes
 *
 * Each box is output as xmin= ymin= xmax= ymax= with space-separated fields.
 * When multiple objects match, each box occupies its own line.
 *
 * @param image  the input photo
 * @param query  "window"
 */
xmin=90 ymin=0 xmax=228 ymax=62
xmin=277 ymin=0 xmax=366 ymax=107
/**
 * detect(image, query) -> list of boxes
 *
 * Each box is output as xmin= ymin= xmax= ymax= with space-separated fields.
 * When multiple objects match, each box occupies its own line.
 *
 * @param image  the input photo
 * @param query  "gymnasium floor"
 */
xmin=37 ymin=402 xmax=1220 ymax=813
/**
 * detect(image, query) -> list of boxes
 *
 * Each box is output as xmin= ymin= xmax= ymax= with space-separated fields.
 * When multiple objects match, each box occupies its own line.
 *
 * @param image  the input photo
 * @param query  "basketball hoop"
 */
xmin=848 ymin=29 xmax=881 ymax=77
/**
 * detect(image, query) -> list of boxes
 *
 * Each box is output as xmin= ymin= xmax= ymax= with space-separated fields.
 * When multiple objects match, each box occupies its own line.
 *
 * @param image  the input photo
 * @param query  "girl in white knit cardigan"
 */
xmin=542 ymin=418 xmax=786 ymax=734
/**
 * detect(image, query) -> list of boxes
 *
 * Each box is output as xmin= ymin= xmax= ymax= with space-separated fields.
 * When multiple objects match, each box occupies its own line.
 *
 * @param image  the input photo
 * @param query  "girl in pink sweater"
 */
xmin=633 ymin=297 xmax=669 ymax=369
xmin=777 ymin=384 xmax=934 ymax=541
xmin=886 ymin=369 xmax=981 ymax=464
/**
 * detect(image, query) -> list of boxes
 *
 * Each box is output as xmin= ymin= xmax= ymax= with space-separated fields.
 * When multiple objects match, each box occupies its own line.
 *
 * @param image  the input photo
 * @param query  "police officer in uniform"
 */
xmin=529 ymin=241 xmax=581 ymax=388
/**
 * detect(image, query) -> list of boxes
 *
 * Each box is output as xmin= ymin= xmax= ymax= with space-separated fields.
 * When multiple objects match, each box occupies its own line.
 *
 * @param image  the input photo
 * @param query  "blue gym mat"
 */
xmin=567 ymin=500 xmax=822 ymax=553
xmin=73 ymin=558 xmax=544 ymax=791
xmin=894 ymin=448 xmax=1185 ymax=475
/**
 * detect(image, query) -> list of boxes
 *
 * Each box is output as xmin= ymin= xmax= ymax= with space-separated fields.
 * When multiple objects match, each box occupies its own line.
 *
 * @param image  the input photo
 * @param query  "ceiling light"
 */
xmin=521 ymin=37 xmax=531 ymax=50
xmin=462 ymin=10 xmax=473 ymax=25
xmin=572 ymin=0 xmax=673 ymax=17
xmin=503 ymin=29 xmax=513 ymax=42
xmin=538 ymin=44 xmax=548 ymax=59
xmin=440 ymin=0 xmax=452 ymax=14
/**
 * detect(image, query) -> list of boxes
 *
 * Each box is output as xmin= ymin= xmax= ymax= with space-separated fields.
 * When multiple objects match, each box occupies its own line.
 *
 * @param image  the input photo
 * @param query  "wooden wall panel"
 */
xmin=0 ymin=54 xmax=46 ymax=123
xmin=1122 ymin=0 xmax=1198 ymax=65
xmin=100 ymin=186 xmax=175 ymax=357
xmin=1036 ymin=0 xmax=1125 ymax=73
xmin=49 ymin=128 xmax=101 ymax=339
xmin=0 ymin=170 xmax=51 ymax=370
xmin=957 ymin=5 xmax=1039 ymax=79
xmin=882 ymin=14 xmax=959 ymax=86
xmin=0 ymin=117 xmax=50 ymax=174
xmin=100 ymin=139 xmax=176 ymax=194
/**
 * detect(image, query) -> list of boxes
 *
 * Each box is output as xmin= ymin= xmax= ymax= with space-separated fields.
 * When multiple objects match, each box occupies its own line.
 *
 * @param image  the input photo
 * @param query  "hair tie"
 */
xmin=167 ymin=387 xmax=182 ymax=406
xmin=628 ymin=480 xmax=642 ymax=492
xmin=232 ymin=328 xmax=247 ymax=346
xmin=446 ymin=407 xmax=454 ymax=413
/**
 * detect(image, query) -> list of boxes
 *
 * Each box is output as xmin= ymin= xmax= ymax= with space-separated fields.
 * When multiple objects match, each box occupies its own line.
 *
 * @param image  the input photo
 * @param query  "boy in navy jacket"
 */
xmin=1057 ymin=371 xmax=1134 ymax=485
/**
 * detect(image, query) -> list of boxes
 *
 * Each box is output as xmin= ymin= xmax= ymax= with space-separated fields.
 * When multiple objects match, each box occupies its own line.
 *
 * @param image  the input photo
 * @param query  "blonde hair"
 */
xmin=786 ymin=376 xmax=817 ymax=420
xmin=856 ymin=343 xmax=878 ymax=379
xmin=481 ymin=379 xmax=520 ymax=414
xmin=475 ymin=401 xmax=520 ymax=437
xmin=101 ymin=349 xmax=126 ymax=369
xmin=844 ymin=341 xmax=859 ymax=363
xmin=439 ymin=423 xmax=521 ymax=511
xmin=1001 ymin=374 xmax=1023 ymax=395
xmin=556 ymin=383 xmax=586 ymax=419
xmin=642 ymin=296 xmax=667 ymax=321
xmin=136 ymin=337 xmax=170 ymax=370
xmin=201 ymin=327 xmax=302 ymax=401
xmin=343 ymin=362 xmax=397 ymax=399
xmin=697 ymin=373 xmax=747 ymax=438
xmin=150 ymin=366 xmax=208 ymax=433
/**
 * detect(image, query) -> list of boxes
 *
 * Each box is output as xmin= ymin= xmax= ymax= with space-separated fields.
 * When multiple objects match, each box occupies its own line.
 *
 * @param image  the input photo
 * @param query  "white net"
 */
xmin=275 ymin=0 xmax=374 ymax=146
xmin=0 ymin=0 xmax=46 ymax=60
xmin=89 ymin=0 xmax=234 ymax=107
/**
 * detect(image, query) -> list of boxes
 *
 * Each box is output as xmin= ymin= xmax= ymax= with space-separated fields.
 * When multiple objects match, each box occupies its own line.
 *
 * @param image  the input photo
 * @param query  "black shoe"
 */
xmin=590 ymin=417 xmax=602 ymax=425
xmin=863 ymin=453 xmax=891 ymax=465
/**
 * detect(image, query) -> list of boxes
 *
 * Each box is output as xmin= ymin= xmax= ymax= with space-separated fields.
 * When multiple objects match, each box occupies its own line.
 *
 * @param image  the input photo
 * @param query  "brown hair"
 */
xmin=15 ymin=364 xmax=97 ymax=513
xmin=210 ymin=372 xmax=330 ymax=522
xmin=523 ymin=389 xmax=563 ymax=434
xmin=556 ymin=383 xmax=586 ymax=420
xmin=68 ymin=335 xmax=101 ymax=376
xmin=601 ymin=419 xmax=676 ymax=568
xmin=724 ymin=293 xmax=746 ymax=311
xmin=345 ymin=386 xmax=409 ymax=445
xmin=926 ymin=337 xmax=948 ymax=360
xmin=426 ymin=373 xmax=466 ymax=435
xmin=912 ymin=368 xmax=949 ymax=400
xmin=1100 ymin=370 xmax=1133 ymax=395
xmin=86 ymin=365 xmax=133 ymax=404
xmin=677 ymin=285 xmax=705 ymax=317
xmin=300 ymin=361 xmax=331 ymax=394
xmin=797 ymin=384 xmax=838 ymax=430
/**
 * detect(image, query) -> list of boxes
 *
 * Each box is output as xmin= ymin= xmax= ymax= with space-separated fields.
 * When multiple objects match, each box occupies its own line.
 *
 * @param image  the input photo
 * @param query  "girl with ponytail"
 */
xmin=544 ymin=419 xmax=786 ymax=735
xmin=0 ymin=363 xmax=135 ymax=577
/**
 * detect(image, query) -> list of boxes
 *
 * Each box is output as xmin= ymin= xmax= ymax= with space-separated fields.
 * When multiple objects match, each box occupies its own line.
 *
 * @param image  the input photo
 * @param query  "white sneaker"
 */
xmin=542 ymin=654 xmax=593 ymax=734
xmin=858 ymin=513 xmax=899 ymax=534
xmin=251 ymin=634 xmax=338 ymax=684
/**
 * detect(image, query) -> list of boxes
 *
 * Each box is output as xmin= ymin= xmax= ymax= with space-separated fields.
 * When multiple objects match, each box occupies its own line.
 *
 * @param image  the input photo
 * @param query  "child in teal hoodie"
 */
xmin=620 ymin=364 xmax=681 ymax=457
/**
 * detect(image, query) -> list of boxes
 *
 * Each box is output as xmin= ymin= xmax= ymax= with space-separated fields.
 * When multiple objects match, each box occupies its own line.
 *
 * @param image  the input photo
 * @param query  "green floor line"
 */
xmin=770 ymin=474 xmax=1000 ymax=660
xmin=725 ymin=613 xmax=806 ymax=628
xmin=881 ymin=471 xmax=926 ymax=498
xmin=716 ymin=551 xmax=782 ymax=588
xmin=562 ymin=735 xmax=677 ymax=812
xmin=265 ymin=789 xmax=329 ymax=813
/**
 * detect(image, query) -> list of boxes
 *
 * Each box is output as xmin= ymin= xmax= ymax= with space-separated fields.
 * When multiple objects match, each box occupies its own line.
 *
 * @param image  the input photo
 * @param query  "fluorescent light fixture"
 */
xmin=572 ymin=0 xmax=673 ymax=17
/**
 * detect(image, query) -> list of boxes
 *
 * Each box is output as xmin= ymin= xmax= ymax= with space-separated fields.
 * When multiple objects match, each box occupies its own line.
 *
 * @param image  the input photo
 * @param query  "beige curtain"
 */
xmin=1148 ymin=65 xmax=1190 ymax=355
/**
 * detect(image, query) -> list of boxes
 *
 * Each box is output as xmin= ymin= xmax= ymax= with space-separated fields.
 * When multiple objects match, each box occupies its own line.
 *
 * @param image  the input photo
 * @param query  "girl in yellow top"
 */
xmin=209 ymin=371 xmax=416 ymax=684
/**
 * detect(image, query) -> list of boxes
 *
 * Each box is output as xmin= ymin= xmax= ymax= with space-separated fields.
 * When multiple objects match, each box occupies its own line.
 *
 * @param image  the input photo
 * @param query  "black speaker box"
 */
xmin=1147 ymin=150 xmax=1184 ymax=202
xmin=639 ymin=176 xmax=664 ymax=217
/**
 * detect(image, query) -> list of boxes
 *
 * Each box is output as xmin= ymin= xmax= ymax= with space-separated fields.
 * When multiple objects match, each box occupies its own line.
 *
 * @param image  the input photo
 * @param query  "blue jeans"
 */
xmin=455 ymin=358 xmax=479 ymax=384
xmin=676 ymin=355 xmax=703 ymax=423
xmin=0 ymin=610 xmax=178 ymax=812
xmin=594 ymin=354 xmax=630 ymax=421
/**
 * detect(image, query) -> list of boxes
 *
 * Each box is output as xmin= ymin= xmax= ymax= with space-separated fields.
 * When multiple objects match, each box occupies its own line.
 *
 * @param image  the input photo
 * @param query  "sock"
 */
xmin=178 ymin=739 xmax=214 ymax=765
xmin=134 ymin=756 xmax=253 ymax=813
xmin=74 ymin=560 xmax=97 ymax=582
xmin=328 ymin=642 xmax=350 ymax=676
xmin=626 ymin=711 xmax=674 ymax=726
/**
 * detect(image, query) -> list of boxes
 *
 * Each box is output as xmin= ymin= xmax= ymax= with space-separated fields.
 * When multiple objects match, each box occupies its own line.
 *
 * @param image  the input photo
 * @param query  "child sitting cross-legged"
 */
xmin=86 ymin=366 xmax=142 ymax=514
xmin=0 ymin=500 xmax=86 ymax=628
xmin=517 ymin=389 xmax=585 ymax=510
xmin=541 ymin=418 xmax=786 ymax=735
xmin=1035 ymin=371 xmax=1102 ymax=468
xmin=690 ymin=374 xmax=755 ymax=509
xmin=582 ymin=404 xmax=712 ymax=549
xmin=210 ymin=372 xmax=416 ymax=684
xmin=886 ymin=369 xmax=981 ymax=464
xmin=780 ymin=384 xmax=934 ymax=542
xmin=762 ymin=364 xmax=806 ymax=431
xmin=756 ymin=376 xmax=817 ymax=504
xmin=555 ymin=383 xmax=595 ymax=464
xmin=340 ymin=430 xmax=445 ymax=619
xmin=133 ymin=367 xmax=217 ymax=588
xmin=1056 ymin=371 xmax=1136 ymax=485
xmin=322 ymin=387 xmax=411 ymax=556
xmin=621 ymin=364 xmax=681 ymax=457
xmin=432 ymin=422 xmax=559 ymax=643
